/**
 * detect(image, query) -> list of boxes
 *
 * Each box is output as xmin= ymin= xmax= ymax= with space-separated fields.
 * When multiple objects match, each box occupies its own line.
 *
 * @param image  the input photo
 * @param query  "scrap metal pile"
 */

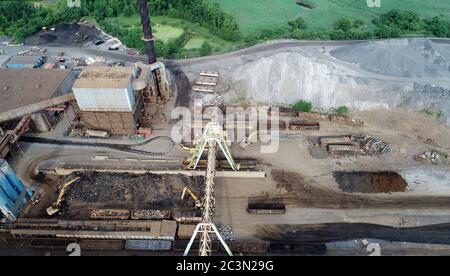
xmin=217 ymin=225 xmax=236 ymax=241
xmin=353 ymin=135 xmax=392 ymax=156
xmin=414 ymin=150 xmax=448 ymax=164
xmin=308 ymin=135 xmax=392 ymax=159
xmin=64 ymin=172 xmax=204 ymax=208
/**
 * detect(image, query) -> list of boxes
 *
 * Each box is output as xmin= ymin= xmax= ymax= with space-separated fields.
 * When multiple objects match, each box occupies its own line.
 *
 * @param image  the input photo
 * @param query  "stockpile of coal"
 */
xmin=64 ymin=172 xmax=204 ymax=207
xmin=25 ymin=22 xmax=109 ymax=47
xmin=334 ymin=171 xmax=408 ymax=194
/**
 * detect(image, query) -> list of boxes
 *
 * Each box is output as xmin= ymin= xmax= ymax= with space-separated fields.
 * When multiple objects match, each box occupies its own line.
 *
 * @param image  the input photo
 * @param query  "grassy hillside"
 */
xmin=103 ymin=15 xmax=233 ymax=56
xmin=210 ymin=0 xmax=450 ymax=34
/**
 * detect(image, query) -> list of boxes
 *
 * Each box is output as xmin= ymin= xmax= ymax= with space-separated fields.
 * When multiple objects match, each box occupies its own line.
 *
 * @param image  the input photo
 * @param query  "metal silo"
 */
xmin=0 ymin=184 xmax=15 ymax=221
xmin=0 ymin=160 xmax=28 ymax=196
xmin=0 ymin=172 xmax=19 ymax=202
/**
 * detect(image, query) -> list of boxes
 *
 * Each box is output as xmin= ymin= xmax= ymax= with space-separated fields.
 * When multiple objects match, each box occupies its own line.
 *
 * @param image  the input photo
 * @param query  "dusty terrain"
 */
xmin=4 ymin=37 xmax=450 ymax=254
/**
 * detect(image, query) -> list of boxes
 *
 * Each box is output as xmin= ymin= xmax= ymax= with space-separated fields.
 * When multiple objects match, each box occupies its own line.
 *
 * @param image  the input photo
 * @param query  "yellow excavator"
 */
xmin=46 ymin=177 xmax=80 ymax=216
xmin=181 ymin=187 xmax=203 ymax=209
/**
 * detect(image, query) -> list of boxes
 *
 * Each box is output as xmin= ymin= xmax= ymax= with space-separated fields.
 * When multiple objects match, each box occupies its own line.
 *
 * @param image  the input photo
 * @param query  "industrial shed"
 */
xmin=72 ymin=65 xmax=143 ymax=134
xmin=72 ymin=66 xmax=137 ymax=112
xmin=0 ymin=68 xmax=74 ymax=121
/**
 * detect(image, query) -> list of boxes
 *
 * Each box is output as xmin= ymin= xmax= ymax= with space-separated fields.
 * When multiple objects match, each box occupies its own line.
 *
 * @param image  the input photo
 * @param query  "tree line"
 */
xmin=274 ymin=10 xmax=450 ymax=42
xmin=1 ymin=1 xmax=449 ymax=57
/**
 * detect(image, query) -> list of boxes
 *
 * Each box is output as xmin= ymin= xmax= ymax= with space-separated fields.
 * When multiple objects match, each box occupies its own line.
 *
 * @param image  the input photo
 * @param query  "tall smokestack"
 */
xmin=137 ymin=0 xmax=157 ymax=64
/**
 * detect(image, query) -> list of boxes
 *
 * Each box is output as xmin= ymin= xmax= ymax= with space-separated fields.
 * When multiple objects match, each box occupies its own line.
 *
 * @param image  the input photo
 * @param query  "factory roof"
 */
xmin=0 ymin=56 xmax=10 ymax=67
xmin=0 ymin=68 xmax=71 ymax=113
xmin=73 ymin=65 xmax=135 ymax=89
xmin=7 ymin=55 xmax=41 ymax=65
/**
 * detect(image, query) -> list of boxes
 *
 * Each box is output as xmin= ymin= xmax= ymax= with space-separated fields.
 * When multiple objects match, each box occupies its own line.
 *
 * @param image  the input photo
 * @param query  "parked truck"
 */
xmin=84 ymin=129 xmax=110 ymax=139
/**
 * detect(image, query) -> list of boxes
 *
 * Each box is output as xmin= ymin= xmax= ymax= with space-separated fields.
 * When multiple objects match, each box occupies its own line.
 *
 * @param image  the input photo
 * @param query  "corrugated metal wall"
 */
xmin=73 ymin=80 xmax=135 ymax=112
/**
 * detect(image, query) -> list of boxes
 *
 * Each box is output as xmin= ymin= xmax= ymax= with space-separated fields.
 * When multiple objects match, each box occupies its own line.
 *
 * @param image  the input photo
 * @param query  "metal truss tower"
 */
xmin=184 ymin=108 xmax=236 ymax=256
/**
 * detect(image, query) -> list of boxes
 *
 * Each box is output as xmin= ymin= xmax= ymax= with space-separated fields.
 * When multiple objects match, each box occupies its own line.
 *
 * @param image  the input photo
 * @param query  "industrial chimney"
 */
xmin=137 ymin=0 xmax=157 ymax=64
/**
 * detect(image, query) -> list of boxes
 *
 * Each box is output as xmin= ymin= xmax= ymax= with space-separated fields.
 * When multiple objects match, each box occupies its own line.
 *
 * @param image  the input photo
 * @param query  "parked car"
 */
xmin=34 ymin=56 xmax=47 ymax=68
xmin=94 ymin=39 xmax=105 ymax=46
xmin=108 ymin=44 xmax=120 ymax=51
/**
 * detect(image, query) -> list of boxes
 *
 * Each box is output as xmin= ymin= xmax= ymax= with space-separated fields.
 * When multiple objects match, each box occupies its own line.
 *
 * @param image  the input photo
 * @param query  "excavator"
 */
xmin=46 ymin=177 xmax=80 ymax=216
xmin=181 ymin=187 xmax=203 ymax=209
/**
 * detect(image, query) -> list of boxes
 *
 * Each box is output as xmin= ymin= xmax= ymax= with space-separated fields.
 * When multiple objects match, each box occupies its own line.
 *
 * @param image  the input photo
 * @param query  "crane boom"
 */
xmin=184 ymin=107 xmax=235 ymax=256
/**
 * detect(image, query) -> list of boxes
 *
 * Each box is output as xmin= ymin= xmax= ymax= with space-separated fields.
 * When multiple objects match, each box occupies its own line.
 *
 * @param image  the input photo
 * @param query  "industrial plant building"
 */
xmin=0 ymin=68 xmax=75 ymax=159
xmin=72 ymin=65 xmax=143 ymax=134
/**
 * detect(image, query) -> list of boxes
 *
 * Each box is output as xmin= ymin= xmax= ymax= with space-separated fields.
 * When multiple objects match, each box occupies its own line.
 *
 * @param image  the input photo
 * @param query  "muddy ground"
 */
xmin=333 ymin=171 xmax=408 ymax=193
xmin=256 ymin=223 xmax=450 ymax=245
xmin=269 ymin=170 xmax=450 ymax=209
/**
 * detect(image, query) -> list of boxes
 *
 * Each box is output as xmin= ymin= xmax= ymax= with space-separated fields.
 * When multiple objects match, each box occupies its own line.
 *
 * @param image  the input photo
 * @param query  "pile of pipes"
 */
xmin=217 ymin=225 xmax=235 ymax=241
xmin=131 ymin=210 xmax=171 ymax=220
xmin=90 ymin=209 xmax=131 ymax=220
xmin=354 ymin=136 xmax=391 ymax=156
xmin=125 ymin=240 xmax=173 ymax=251
xmin=330 ymin=115 xmax=365 ymax=128
xmin=228 ymin=241 xmax=268 ymax=254
xmin=414 ymin=151 xmax=447 ymax=164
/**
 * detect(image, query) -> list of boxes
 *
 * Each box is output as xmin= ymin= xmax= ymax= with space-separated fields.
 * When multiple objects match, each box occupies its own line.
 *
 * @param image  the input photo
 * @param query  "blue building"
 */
xmin=0 ymin=160 xmax=32 ymax=221
xmin=6 ymin=55 xmax=45 ymax=69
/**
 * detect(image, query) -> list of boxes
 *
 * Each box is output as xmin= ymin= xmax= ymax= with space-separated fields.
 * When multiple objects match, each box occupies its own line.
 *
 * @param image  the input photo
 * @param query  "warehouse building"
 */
xmin=72 ymin=65 xmax=143 ymax=134
xmin=0 ymin=68 xmax=76 ymax=159
xmin=6 ymin=56 xmax=45 ymax=69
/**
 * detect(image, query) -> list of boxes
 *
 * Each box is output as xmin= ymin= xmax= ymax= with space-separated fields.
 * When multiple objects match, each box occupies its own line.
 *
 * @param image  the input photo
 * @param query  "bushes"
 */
xmin=149 ymin=0 xmax=241 ymax=41
xmin=332 ymin=106 xmax=350 ymax=116
xmin=425 ymin=16 xmax=450 ymax=37
xmin=293 ymin=100 xmax=313 ymax=112
xmin=200 ymin=41 xmax=212 ymax=56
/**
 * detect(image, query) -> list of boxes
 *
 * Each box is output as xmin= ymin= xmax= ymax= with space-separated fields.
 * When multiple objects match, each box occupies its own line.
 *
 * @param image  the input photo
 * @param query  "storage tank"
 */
xmin=31 ymin=112 xmax=51 ymax=133
xmin=0 ymin=184 xmax=15 ymax=217
xmin=0 ymin=160 xmax=28 ymax=196
xmin=0 ymin=172 xmax=19 ymax=201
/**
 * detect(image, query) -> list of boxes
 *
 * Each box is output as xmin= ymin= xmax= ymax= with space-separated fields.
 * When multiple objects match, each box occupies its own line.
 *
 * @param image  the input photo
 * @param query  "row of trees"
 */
xmin=2 ymin=2 xmax=450 ymax=57
xmin=287 ymin=10 xmax=450 ymax=41
xmin=148 ymin=0 xmax=240 ymax=41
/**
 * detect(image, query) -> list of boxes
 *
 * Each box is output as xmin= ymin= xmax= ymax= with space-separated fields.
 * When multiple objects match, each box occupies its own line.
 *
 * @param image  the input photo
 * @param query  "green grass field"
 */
xmin=102 ymin=15 xmax=236 ymax=56
xmin=183 ymin=37 xmax=207 ymax=49
xmin=210 ymin=0 xmax=450 ymax=34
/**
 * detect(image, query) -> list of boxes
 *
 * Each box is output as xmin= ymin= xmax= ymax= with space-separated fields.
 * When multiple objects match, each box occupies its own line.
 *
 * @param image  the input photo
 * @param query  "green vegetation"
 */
xmin=184 ymin=37 xmax=207 ymax=50
xmin=210 ymin=0 xmax=450 ymax=35
xmin=233 ymin=97 xmax=251 ymax=107
xmin=421 ymin=108 xmax=446 ymax=120
xmin=101 ymin=15 xmax=234 ymax=58
xmin=332 ymin=106 xmax=350 ymax=116
xmin=1 ymin=0 xmax=450 ymax=59
xmin=293 ymin=100 xmax=313 ymax=112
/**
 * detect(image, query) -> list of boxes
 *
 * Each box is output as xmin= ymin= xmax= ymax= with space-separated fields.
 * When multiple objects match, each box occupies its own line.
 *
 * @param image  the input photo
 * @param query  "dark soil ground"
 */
xmin=24 ymin=22 xmax=108 ymax=47
xmin=333 ymin=171 xmax=408 ymax=193
xmin=256 ymin=223 xmax=450 ymax=245
xmin=270 ymin=170 xmax=450 ymax=209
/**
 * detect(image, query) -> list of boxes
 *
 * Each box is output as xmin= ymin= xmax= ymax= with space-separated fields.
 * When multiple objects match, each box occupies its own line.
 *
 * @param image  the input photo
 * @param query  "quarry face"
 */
xmin=224 ymin=38 xmax=450 ymax=126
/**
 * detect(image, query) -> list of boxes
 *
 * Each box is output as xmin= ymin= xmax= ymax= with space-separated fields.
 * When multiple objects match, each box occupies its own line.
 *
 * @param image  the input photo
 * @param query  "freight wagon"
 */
xmin=247 ymin=203 xmax=286 ymax=215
